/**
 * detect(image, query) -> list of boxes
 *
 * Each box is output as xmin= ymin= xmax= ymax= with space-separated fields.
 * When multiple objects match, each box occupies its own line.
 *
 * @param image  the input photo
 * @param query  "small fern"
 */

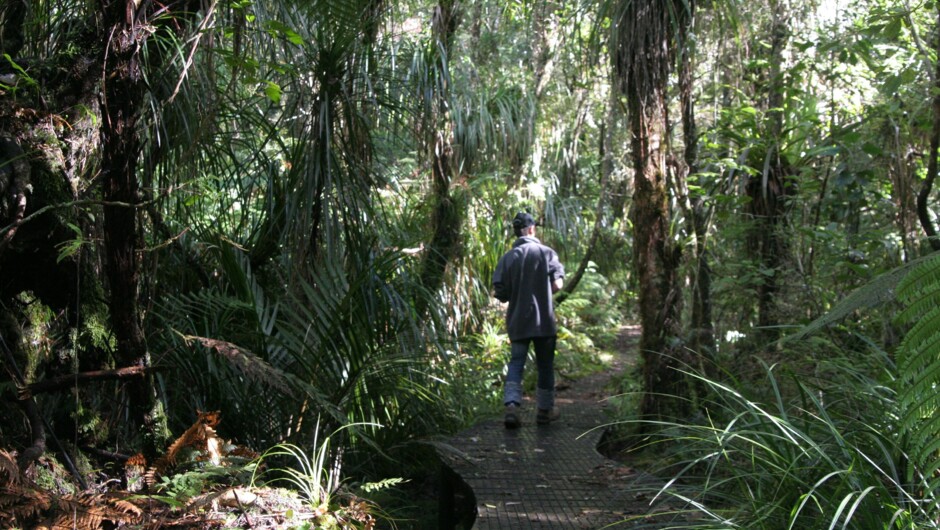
xmin=358 ymin=477 xmax=406 ymax=493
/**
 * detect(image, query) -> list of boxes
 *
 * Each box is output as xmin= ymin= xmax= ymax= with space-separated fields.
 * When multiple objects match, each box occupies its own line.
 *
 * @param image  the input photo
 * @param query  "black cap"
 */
xmin=512 ymin=212 xmax=536 ymax=230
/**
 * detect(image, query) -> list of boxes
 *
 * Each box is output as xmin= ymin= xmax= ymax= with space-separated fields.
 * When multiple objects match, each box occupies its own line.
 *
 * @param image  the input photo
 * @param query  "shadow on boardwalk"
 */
xmin=437 ymin=326 xmax=669 ymax=529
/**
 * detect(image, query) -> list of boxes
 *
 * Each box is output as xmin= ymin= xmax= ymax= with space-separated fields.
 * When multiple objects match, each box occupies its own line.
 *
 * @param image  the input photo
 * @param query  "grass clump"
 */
xmin=620 ymin=356 xmax=935 ymax=529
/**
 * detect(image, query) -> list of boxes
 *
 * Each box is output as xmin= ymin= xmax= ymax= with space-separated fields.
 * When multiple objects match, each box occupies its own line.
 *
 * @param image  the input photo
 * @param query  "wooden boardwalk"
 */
xmin=437 ymin=328 xmax=662 ymax=529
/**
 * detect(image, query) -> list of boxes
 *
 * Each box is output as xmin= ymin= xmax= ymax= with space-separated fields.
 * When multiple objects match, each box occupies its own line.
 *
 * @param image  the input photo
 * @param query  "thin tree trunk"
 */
xmin=419 ymin=0 xmax=463 ymax=313
xmin=508 ymin=0 xmax=558 ymax=186
xmin=748 ymin=0 xmax=791 ymax=342
xmin=678 ymin=1 xmax=713 ymax=361
xmin=556 ymin=120 xmax=611 ymax=304
xmin=919 ymin=2 xmax=940 ymax=251
xmin=560 ymin=88 xmax=589 ymax=197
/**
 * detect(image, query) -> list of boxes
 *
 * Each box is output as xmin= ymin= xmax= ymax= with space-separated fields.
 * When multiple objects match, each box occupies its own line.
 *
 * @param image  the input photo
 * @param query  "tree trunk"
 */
xmin=677 ymin=1 xmax=715 ymax=362
xmin=747 ymin=0 xmax=792 ymax=343
xmin=559 ymin=88 xmax=589 ymax=197
xmin=507 ymin=0 xmax=559 ymax=186
xmin=616 ymin=0 xmax=690 ymax=421
xmin=100 ymin=1 xmax=162 ymax=454
xmin=919 ymin=1 xmax=940 ymax=251
xmin=556 ymin=120 xmax=612 ymax=304
xmin=419 ymin=0 xmax=463 ymax=313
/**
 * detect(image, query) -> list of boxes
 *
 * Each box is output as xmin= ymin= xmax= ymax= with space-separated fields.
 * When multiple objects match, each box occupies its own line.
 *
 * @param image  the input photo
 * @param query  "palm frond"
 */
xmin=153 ymin=242 xmax=338 ymax=445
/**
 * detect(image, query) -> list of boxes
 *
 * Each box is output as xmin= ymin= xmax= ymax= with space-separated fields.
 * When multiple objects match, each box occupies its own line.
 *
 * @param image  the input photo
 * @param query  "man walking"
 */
xmin=493 ymin=212 xmax=565 ymax=428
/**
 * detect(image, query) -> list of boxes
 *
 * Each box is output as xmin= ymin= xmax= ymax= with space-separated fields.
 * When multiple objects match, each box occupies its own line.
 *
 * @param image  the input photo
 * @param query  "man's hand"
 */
xmin=551 ymin=277 xmax=563 ymax=294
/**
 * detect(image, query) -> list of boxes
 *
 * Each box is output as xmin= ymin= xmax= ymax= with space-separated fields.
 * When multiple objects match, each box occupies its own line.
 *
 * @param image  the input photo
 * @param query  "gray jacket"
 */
xmin=492 ymin=236 xmax=565 ymax=341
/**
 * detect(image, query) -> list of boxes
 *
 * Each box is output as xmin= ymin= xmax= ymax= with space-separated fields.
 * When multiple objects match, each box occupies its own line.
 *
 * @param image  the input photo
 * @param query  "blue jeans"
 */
xmin=503 ymin=336 xmax=556 ymax=410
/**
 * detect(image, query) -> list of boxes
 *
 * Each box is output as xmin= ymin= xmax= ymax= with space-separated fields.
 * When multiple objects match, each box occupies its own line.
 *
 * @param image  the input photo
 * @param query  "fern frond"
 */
xmin=49 ymin=495 xmax=106 ymax=529
xmin=785 ymin=252 xmax=940 ymax=342
xmin=898 ymin=359 xmax=940 ymax=412
xmin=358 ymin=477 xmax=406 ymax=493
xmin=901 ymin=306 xmax=940 ymax=352
xmin=895 ymin=287 xmax=940 ymax=326
xmin=108 ymin=497 xmax=142 ymax=517
xmin=896 ymin=253 xmax=940 ymax=304
xmin=893 ymin=252 xmax=940 ymax=519
xmin=1 ymin=482 xmax=51 ymax=522
xmin=0 ymin=450 xmax=18 ymax=484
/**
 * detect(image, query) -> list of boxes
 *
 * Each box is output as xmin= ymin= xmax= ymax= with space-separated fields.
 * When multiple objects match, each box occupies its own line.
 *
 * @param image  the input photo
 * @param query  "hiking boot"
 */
xmin=536 ymin=407 xmax=560 ymax=425
xmin=504 ymin=403 xmax=521 ymax=429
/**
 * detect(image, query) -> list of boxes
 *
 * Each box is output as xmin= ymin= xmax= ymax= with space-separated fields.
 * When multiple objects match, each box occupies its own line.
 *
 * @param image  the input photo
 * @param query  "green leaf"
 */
xmin=881 ymin=75 xmax=902 ymax=96
xmin=804 ymin=145 xmax=840 ymax=158
xmin=841 ymin=131 xmax=861 ymax=143
xmin=861 ymin=23 xmax=885 ymax=38
xmin=884 ymin=18 xmax=903 ymax=40
xmin=861 ymin=143 xmax=883 ymax=156
xmin=264 ymin=81 xmax=282 ymax=104
xmin=55 ymin=223 xmax=85 ymax=263
xmin=266 ymin=20 xmax=304 ymax=45
xmin=900 ymin=66 xmax=918 ymax=84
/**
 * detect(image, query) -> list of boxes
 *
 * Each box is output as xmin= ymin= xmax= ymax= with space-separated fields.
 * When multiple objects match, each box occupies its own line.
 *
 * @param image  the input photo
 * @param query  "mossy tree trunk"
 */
xmin=615 ymin=0 xmax=696 ymax=421
xmin=100 ymin=1 xmax=163 ymax=453
xmin=419 ymin=0 xmax=464 ymax=314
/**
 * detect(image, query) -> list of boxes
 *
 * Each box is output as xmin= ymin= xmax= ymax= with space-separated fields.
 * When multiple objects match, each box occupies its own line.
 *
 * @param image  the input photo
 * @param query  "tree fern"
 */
xmin=785 ymin=252 xmax=940 ymax=343
xmin=894 ymin=252 xmax=940 ymax=511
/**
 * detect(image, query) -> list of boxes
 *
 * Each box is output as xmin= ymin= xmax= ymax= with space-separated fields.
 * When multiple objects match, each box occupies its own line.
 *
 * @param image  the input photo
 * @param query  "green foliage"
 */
xmin=54 ymin=223 xmax=85 ymax=263
xmin=629 ymin=360 xmax=934 ymax=529
xmin=894 ymin=253 xmax=940 ymax=513
xmin=256 ymin=441 xmax=340 ymax=512
xmin=0 ymin=54 xmax=38 ymax=98
xmin=14 ymin=0 xmax=940 ymax=524
xmin=555 ymin=262 xmax=623 ymax=339
xmin=357 ymin=477 xmax=406 ymax=494
xmin=253 ymin=431 xmax=385 ymax=530
xmin=783 ymin=254 xmax=928 ymax=343
xmin=153 ymin=241 xmax=458 ymax=460
xmin=152 ymin=463 xmax=256 ymax=508
xmin=627 ymin=250 xmax=940 ymax=528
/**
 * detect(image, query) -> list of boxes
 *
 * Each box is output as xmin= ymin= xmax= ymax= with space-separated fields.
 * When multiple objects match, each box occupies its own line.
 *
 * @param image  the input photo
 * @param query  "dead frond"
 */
xmin=37 ymin=491 xmax=144 ymax=530
xmin=146 ymin=410 xmax=223 ymax=485
xmin=0 ymin=450 xmax=19 ymax=485
xmin=182 ymin=334 xmax=296 ymax=396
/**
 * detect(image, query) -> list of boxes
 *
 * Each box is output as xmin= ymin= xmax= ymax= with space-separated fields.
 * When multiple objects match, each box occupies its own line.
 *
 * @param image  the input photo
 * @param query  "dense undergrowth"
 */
xmin=0 ymin=256 xmax=627 ymax=529
xmin=602 ymin=255 xmax=940 ymax=529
